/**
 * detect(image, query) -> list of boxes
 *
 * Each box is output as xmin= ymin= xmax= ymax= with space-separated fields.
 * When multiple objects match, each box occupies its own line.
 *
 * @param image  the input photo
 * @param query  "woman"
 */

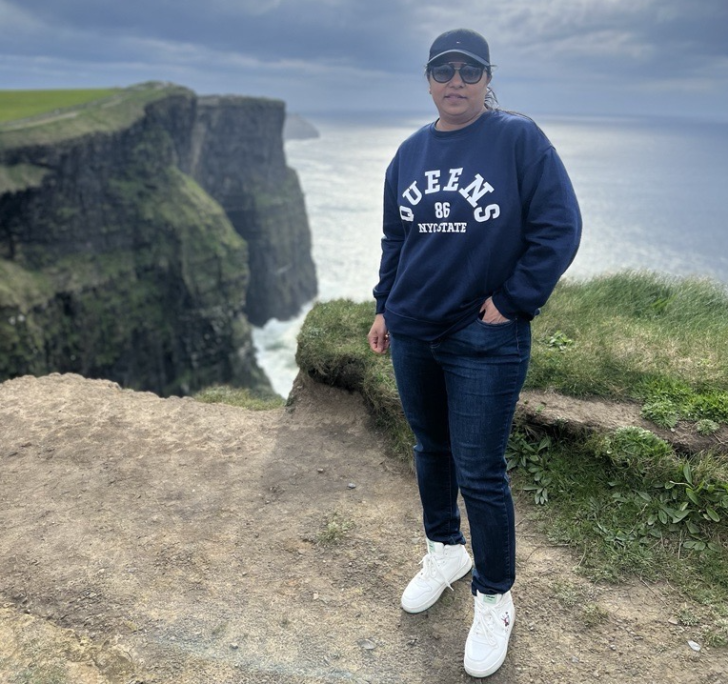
xmin=368 ymin=28 xmax=581 ymax=678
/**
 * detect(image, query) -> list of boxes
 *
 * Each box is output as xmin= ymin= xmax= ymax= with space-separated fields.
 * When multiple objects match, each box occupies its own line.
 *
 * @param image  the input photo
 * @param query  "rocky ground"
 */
xmin=0 ymin=373 xmax=726 ymax=683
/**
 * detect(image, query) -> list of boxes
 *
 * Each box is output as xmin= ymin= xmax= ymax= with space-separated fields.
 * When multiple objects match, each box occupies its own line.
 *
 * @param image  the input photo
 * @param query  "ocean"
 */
xmin=254 ymin=112 xmax=728 ymax=397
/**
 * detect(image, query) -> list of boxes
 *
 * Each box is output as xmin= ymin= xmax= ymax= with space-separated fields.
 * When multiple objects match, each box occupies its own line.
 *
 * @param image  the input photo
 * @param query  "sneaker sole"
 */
xmin=400 ymin=555 xmax=473 ymax=614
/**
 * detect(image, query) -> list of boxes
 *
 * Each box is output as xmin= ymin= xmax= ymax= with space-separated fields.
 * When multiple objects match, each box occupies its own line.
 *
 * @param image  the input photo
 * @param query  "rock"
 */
xmin=189 ymin=96 xmax=317 ymax=326
xmin=283 ymin=113 xmax=320 ymax=140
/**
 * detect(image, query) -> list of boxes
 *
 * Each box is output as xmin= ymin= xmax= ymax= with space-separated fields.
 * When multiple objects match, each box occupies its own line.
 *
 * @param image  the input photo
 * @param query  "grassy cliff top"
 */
xmin=0 ymin=88 xmax=119 ymax=123
xmin=0 ymin=82 xmax=192 ymax=150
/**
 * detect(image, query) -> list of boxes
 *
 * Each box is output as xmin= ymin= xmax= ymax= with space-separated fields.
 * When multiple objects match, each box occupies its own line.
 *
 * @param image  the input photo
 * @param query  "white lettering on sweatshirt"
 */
xmin=400 ymin=168 xmax=500 ymax=225
xmin=417 ymin=222 xmax=467 ymax=233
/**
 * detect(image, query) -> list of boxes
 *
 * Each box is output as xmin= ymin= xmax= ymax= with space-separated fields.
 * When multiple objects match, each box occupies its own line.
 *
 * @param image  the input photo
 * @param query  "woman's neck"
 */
xmin=435 ymin=105 xmax=488 ymax=132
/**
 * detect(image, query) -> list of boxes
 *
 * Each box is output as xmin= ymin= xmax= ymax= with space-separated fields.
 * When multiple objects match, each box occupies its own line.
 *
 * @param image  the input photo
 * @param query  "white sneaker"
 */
xmin=401 ymin=539 xmax=473 ymax=614
xmin=463 ymin=590 xmax=515 ymax=678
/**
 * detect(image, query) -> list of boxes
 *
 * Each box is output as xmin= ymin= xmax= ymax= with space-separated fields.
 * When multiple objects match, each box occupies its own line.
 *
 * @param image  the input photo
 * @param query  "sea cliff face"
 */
xmin=185 ymin=96 xmax=316 ymax=326
xmin=0 ymin=83 xmax=317 ymax=396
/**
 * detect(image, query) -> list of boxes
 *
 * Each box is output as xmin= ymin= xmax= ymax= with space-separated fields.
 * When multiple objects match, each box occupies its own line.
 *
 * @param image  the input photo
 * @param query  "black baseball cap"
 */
xmin=427 ymin=28 xmax=491 ymax=68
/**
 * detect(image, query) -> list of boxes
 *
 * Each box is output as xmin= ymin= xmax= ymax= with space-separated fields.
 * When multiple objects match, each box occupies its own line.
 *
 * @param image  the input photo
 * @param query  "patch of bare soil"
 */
xmin=0 ymin=373 xmax=725 ymax=683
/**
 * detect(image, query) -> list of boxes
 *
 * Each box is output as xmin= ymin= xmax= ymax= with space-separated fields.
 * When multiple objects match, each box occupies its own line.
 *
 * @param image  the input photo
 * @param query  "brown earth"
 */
xmin=0 ymin=372 xmax=726 ymax=684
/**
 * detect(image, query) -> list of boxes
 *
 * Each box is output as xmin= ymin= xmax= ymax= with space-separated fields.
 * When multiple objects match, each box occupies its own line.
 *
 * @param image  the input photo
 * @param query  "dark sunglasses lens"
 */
xmin=460 ymin=65 xmax=484 ymax=83
xmin=431 ymin=64 xmax=455 ymax=82
xmin=430 ymin=64 xmax=484 ymax=84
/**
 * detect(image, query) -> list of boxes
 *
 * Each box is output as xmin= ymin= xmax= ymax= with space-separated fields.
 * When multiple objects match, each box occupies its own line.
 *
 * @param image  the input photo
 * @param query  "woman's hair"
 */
xmin=484 ymin=86 xmax=499 ymax=110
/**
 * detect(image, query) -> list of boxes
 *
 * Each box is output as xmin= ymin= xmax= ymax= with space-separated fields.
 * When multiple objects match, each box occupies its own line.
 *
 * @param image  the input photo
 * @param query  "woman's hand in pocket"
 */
xmin=479 ymin=297 xmax=510 ymax=324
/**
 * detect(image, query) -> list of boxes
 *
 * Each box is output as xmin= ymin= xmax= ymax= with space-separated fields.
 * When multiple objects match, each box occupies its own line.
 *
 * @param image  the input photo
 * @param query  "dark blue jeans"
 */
xmin=390 ymin=317 xmax=531 ymax=595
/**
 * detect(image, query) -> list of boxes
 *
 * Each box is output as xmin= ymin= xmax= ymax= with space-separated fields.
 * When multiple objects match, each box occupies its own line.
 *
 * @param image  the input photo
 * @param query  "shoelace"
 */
xmin=418 ymin=552 xmax=456 ymax=592
xmin=472 ymin=601 xmax=499 ymax=646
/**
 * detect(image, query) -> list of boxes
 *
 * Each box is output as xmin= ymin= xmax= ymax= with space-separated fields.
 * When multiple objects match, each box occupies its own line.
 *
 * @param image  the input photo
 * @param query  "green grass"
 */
xmin=507 ymin=423 xmax=728 ymax=571
xmin=0 ymin=259 xmax=52 ymax=308
xmin=0 ymin=83 xmax=192 ymax=150
xmin=295 ymin=272 xmax=728 ymax=638
xmin=505 ymin=422 xmax=728 ymax=645
xmin=296 ymin=273 xmax=728 ymax=462
xmin=527 ymin=272 xmax=728 ymax=425
xmin=194 ymin=385 xmax=284 ymax=410
xmin=0 ymin=163 xmax=49 ymax=194
xmin=0 ymin=88 xmax=118 ymax=123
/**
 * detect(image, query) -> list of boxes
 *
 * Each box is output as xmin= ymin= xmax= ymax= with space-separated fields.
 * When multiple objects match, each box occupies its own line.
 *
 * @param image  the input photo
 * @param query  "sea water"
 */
xmin=254 ymin=113 xmax=728 ymax=397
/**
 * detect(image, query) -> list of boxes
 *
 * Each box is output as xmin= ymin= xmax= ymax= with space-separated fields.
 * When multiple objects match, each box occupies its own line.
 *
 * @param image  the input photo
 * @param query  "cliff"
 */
xmin=185 ymin=97 xmax=317 ymax=325
xmin=0 ymin=83 xmax=317 ymax=396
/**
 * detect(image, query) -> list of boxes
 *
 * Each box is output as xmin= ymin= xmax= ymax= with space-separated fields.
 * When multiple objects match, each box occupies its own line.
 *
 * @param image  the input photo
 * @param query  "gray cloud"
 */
xmin=0 ymin=0 xmax=726 ymax=118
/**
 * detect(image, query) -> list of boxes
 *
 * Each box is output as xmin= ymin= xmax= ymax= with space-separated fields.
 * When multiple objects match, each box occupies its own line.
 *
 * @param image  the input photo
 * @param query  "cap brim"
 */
xmin=427 ymin=49 xmax=490 ymax=67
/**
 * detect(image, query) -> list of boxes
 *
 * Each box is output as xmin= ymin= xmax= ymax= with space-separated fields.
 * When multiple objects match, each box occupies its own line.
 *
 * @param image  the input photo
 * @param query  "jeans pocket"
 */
xmin=476 ymin=317 xmax=516 ymax=328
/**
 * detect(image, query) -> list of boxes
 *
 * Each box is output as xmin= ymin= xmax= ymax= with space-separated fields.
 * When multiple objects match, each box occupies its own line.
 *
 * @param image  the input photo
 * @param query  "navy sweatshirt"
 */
xmin=373 ymin=109 xmax=582 ymax=341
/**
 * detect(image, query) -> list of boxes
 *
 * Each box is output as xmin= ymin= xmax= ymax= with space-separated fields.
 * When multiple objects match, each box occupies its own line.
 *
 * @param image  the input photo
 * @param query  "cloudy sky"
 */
xmin=1 ymin=0 xmax=726 ymax=120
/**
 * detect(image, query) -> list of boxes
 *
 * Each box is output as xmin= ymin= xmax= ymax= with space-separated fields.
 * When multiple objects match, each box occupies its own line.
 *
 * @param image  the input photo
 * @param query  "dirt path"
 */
xmin=0 ymin=373 xmax=725 ymax=683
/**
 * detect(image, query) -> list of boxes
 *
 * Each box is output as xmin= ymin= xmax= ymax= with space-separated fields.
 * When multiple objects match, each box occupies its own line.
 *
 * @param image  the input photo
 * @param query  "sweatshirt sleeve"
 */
xmin=373 ymin=168 xmax=404 ymax=314
xmin=492 ymin=141 xmax=582 ymax=320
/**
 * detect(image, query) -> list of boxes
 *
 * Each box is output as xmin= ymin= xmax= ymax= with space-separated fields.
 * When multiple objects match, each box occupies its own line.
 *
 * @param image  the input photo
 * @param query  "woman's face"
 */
xmin=428 ymin=55 xmax=491 ymax=131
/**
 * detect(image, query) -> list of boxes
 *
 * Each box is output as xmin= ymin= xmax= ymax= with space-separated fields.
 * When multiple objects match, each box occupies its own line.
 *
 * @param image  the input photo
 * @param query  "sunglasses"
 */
xmin=429 ymin=62 xmax=485 ymax=84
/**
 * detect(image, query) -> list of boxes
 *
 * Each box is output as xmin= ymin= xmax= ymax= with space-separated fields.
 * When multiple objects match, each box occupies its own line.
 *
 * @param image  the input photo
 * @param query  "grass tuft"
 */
xmin=194 ymin=385 xmax=284 ymax=410
xmin=316 ymin=513 xmax=354 ymax=546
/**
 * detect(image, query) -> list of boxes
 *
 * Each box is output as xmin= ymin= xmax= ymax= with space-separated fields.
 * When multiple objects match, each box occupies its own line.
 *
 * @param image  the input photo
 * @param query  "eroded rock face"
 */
xmin=0 ymin=84 xmax=317 ymax=396
xmin=186 ymin=97 xmax=317 ymax=326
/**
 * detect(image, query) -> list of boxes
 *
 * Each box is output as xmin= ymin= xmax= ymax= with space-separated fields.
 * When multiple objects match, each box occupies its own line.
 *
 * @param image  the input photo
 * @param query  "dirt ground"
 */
xmin=0 ymin=372 xmax=726 ymax=684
